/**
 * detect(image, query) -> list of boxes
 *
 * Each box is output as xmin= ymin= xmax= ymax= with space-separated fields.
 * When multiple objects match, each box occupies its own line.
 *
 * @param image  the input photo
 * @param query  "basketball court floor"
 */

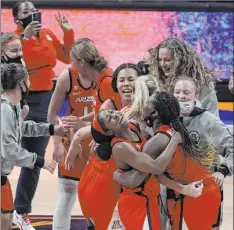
xmin=9 ymin=135 xmax=233 ymax=230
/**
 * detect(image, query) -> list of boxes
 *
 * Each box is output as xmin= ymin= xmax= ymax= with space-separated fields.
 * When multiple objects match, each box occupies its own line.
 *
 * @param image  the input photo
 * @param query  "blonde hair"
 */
xmin=127 ymin=74 xmax=159 ymax=121
xmin=71 ymin=38 xmax=107 ymax=72
xmin=150 ymin=38 xmax=218 ymax=93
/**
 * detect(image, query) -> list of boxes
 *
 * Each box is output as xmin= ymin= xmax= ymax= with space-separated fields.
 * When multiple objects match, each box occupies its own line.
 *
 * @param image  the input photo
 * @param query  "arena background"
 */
xmin=1 ymin=2 xmax=234 ymax=122
xmin=1 ymin=1 xmax=233 ymax=229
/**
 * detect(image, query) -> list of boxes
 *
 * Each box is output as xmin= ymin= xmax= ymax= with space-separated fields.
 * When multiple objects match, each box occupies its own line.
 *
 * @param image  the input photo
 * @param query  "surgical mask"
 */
xmin=1 ymin=54 xmax=24 ymax=65
xmin=179 ymin=101 xmax=195 ymax=116
xmin=20 ymin=81 xmax=29 ymax=100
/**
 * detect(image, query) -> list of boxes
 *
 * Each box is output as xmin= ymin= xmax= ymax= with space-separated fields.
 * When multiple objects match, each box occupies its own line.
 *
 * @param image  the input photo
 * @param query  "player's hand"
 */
xmin=43 ymin=158 xmax=57 ymax=174
xmin=65 ymin=144 xmax=82 ymax=171
xmin=55 ymin=12 xmax=72 ymax=31
xmin=182 ymin=180 xmax=204 ymax=198
xmin=53 ymin=142 xmax=66 ymax=165
xmin=62 ymin=116 xmax=85 ymax=131
xmin=54 ymin=125 xmax=70 ymax=137
xmin=213 ymin=172 xmax=225 ymax=187
xmin=24 ymin=21 xmax=42 ymax=38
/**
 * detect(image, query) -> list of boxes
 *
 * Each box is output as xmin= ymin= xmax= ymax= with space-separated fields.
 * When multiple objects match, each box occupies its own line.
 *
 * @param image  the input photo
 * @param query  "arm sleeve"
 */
xmin=22 ymin=121 xmax=51 ymax=137
xmin=199 ymin=86 xmax=219 ymax=117
xmin=99 ymin=77 xmax=116 ymax=103
xmin=47 ymin=29 xmax=75 ymax=64
xmin=208 ymin=118 xmax=233 ymax=176
xmin=1 ymin=104 xmax=38 ymax=168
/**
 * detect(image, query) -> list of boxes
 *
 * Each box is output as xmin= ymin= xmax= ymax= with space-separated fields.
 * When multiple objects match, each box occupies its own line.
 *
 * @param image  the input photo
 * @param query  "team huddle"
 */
xmin=1 ymin=1 xmax=233 ymax=230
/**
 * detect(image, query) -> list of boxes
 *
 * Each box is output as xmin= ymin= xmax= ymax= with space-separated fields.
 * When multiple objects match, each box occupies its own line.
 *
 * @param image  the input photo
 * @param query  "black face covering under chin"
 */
xmin=144 ymin=111 xmax=157 ymax=128
xmin=20 ymin=81 xmax=30 ymax=100
xmin=1 ymin=54 xmax=23 ymax=65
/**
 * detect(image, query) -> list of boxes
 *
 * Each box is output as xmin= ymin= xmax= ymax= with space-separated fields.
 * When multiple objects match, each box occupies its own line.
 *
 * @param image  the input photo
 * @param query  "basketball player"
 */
xmin=48 ymin=38 xmax=115 ymax=230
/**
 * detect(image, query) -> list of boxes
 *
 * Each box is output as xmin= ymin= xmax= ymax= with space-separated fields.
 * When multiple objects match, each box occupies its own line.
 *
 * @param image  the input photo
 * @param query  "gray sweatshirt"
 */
xmin=1 ymin=95 xmax=51 ymax=177
xmin=182 ymin=101 xmax=233 ymax=176
xmin=199 ymin=83 xmax=219 ymax=117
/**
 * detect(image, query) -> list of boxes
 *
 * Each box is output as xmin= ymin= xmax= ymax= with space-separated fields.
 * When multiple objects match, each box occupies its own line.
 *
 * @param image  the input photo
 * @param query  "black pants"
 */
xmin=14 ymin=90 xmax=53 ymax=214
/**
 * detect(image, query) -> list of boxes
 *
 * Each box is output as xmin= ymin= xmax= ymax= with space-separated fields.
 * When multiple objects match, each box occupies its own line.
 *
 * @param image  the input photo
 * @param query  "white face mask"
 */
xmin=179 ymin=101 xmax=195 ymax=116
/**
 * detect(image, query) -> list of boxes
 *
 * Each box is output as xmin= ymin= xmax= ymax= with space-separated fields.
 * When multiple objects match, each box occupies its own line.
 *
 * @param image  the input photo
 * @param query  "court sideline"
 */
xmin=9 ymin=138 xmax=233 ymax=229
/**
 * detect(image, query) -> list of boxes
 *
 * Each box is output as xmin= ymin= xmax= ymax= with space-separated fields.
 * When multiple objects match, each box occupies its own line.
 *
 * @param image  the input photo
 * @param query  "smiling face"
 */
xmin=117 ymin=68 xmax=138 ymax=102
xmin=2 ymin=39 xmax=23 ymax=59
xmin=101 ymin=109 xmax=129 ymax=132
xmin=158 ymin=47 xmax=175 ymax=78
xmin=174 ymin=79 xmax=198 ymax=102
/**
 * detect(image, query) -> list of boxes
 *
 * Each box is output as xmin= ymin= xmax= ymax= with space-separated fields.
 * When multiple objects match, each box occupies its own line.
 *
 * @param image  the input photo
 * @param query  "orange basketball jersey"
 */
xmin=92 ymin=67 xmax=115 ymax=114
xmin=66 ymin=67 xmax=93 ymax=117
xmin=59 ymin=67 xmax=93 ymax=180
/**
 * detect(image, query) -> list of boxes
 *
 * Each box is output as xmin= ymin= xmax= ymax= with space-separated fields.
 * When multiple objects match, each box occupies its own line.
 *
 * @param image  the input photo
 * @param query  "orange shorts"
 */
xmin=118 ymin=176 xmax=161 ymax=230
xmin=78 ymin=160 xmax=120 ymax=230
xmin=167 ymin=182 xmax=221 ymax=230
xmin=58 ymin=138 xmax=91 ymax=180
xmin=1 ymin=179 xmax=14 ymax=214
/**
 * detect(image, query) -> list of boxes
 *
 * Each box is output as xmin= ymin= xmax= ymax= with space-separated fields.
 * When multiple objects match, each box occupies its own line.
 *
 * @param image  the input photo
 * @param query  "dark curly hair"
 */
xmin=1 ymin=63 xmax=27 ymax=90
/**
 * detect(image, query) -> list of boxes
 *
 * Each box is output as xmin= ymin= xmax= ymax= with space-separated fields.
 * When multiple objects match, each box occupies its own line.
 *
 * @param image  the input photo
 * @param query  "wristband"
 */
xmin=20 ymin=33 xmax=29 ymax=40
xmin=49 ymin=124 xmax=55 ymax=136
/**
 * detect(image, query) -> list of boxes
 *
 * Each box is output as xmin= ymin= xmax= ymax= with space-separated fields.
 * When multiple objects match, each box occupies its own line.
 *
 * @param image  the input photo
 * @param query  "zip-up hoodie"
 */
xmin=1 ymin=95 xmax=50 ymax=177
xmin=182 ymin=100 xmax=233 ymax=177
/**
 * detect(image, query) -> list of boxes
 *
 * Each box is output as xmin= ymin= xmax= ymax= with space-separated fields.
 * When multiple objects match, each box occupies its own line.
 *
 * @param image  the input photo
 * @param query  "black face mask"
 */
xmin=144 ymin=111 xmax=157 ymax=128
xmin=18 ymin=14 xmax=33 ymax=28
xmin=1 ymin=54 xmax=23 ymax=65
xmin=20 ymin=81 xmax=30 ymax=100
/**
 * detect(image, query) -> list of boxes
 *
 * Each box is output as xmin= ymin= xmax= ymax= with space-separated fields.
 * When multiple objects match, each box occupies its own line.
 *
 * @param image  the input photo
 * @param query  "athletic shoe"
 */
xmin=12 ymin=211 xmax=36 ymax=230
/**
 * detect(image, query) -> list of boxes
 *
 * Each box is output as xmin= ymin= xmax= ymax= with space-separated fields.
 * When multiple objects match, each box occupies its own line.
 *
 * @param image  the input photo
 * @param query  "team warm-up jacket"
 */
xmin=182 ymin=100 xmax=233 ymax=176
xmin=1 ymin=95 xmax=51 ymax=176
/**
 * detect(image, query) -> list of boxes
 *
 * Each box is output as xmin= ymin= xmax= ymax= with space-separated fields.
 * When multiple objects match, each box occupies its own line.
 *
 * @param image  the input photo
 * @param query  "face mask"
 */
xmin=179 ymin=101 xmax=195 ymax=116
xmin=18 ymin=14 xmax=33 ymax=28
xmin=20 ymin=81 xmax=30 ymax=100
xmin=1 ymin=54 xmax=24 ymax=65
xmin=144 ymin=111 xmax=157 ymax=128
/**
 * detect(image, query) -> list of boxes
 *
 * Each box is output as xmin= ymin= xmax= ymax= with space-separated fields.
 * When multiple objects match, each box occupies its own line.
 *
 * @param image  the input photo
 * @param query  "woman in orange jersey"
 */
xmin=47 ymin=38 xmax=96 ymax=230
xmin=63 ymin=62 xmax=141 ymax=230
xmin=11 ymin=1 xmax=75 ymax=227
xmin=48 ymin=38 xmax=115 ymax=230
xmin=73 ymin=110 xmax=182 ymax=230
xmin=140 ymin=92 xmax=221 ymax=230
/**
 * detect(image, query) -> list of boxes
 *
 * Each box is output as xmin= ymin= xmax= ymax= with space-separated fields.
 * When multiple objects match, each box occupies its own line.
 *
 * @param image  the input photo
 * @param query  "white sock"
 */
xmin=53 ymin=178 xmax=78 ymax=230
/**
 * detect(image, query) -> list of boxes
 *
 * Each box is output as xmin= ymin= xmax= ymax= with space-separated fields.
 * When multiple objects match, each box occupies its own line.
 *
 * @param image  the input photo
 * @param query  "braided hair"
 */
xmin=112 ymin=63 xmax=141 ymax=92
xmin=149 ymin=91 xmax=215 ymax=168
